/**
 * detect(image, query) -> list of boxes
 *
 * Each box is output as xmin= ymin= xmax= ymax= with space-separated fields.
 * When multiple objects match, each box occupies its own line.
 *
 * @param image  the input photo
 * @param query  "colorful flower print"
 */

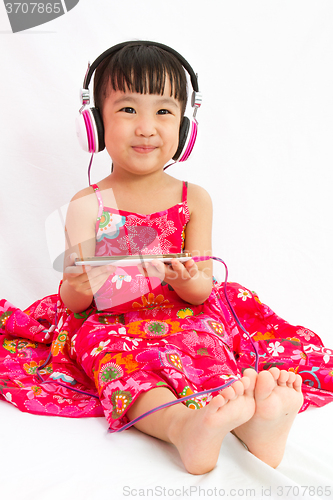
xmin=99 ymin=363 xmax=124 ymax=385
xmin=267 ymin=341 xmax=285 ymax=357
xmin=17 ymin=340 xmax=38 ymax=351
xmin=197 ymin=348 xmax=209 ymax=356
xmin=127 ymin=319 xmax=181 ymax=338
xmin=185 ymin=398 xmax=204 ymax=409
xmin=296 ymin=328 xmax=316 ymax=341
xmin=23 ymin=360 xmax=42 ymax=375
xmin=237 ymin=289 xmax=252 ymax=301
xmin=298 ymin=366 xmax=321 ymax=389
xmin=143 ymin=321 xmax=170 ymax=336
xmin=178 ymin=386 xmax=204 ymax=409
xmin=70 ymin=334 xmax=77 ymax=356
xmin=96 ymin=211 xmax=126 ymax=241
xmin=3 ymin=392 xmax=17 ymax=406
xmin=253 ymin=331 xmax=276 ymax=341
xmin=164 ymin=352 xmax=182 ymax=370
xmin=51 ymin=331 xmax=68 ymax=356
xmin=111 ymin=390 xmax=133 ymax=418
xmin=49 ymin=371 xmax=76 ymax=385
xmin=322 ymin=348 xmax=333 ymax=364
xmin=27 ymin=386 xmax=47 ymax=399
xmin=2 ymin=338 xmax=16 ymax=353
xmin=318 ymin=368 xmax=333 ymax=384
xmin=179 ymin=385 xmax=194 ymax=397
xmin=111 ymin=274 xmax=132 ymax=290
xmin=98 ymin=314 xmax=123 ymax=326
xmin=291 ymin=349 xmax=307 ymax=363
xmin=104 ymin=352 xmax=140 ymax=374
xmin=132 ymin=293 xmax=173 ymax=311
xmin=161 ymin=368 xmax=183 ymax=388
xmin=208 ymin=320 xmax=225 ymax=337
xmin=0 ymin=311 xmax=13 ymax=328
xmin=115 ymin=225 xmax=159 ymax=254
xmin=177 ymin=308 xmax=194 ymax=319
xmin=91 ymin=340 xmax=111 ymax=356
xmin=303 ymin=344 xmax=321 ymax=354
xmin=136 ymin=226 xmax=157 ymax=246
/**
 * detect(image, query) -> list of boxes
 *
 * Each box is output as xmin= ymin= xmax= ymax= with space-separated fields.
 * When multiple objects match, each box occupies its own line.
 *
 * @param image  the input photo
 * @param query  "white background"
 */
xmin=0 ymin=2 xmax=332 ymax=498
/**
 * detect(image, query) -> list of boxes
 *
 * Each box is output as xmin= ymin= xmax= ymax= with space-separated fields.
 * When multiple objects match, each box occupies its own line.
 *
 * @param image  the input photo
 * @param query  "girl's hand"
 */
xmin=137 ymin=256 xmax=212 ymax=305
xmin=64 ymin=253 xmax=115 ymax=297
xmin=138 ymin=258 xmax=198 ymax=287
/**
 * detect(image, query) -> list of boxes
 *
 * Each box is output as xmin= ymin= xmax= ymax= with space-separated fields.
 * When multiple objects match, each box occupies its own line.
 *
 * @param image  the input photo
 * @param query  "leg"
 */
xmin=127 ymin=372 xmax=257 ymax=475
xmin=233 ymin=367 xmax=304 ymax=468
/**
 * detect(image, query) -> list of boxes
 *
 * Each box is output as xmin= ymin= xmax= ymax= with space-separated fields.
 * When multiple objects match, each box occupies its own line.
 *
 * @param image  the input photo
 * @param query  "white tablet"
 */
xmin=74 ymin=253 xmax=192 ymax=267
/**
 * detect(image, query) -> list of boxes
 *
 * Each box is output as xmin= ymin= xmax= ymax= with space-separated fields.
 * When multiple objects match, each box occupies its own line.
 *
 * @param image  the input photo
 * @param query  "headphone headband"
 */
xmin=83 ymin=40 xmax=199 ymax=93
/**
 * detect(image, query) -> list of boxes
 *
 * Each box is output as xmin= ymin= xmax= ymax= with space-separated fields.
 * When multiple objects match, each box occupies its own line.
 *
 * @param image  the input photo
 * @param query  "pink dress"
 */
xmin=1 ymin=182 xmax=333 ymax=429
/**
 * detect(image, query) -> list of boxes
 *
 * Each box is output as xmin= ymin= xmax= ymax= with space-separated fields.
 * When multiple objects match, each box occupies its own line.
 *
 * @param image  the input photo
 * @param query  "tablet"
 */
xmin=74 ymin=253 xmax=192 ymax=267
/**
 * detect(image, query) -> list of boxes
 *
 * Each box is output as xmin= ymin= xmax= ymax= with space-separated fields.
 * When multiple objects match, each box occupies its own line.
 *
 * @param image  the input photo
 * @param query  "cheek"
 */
xmin=165 ymin=122 xmax=180 ymax=145
xmin=103 ymin=122 xmax=125 ymax=150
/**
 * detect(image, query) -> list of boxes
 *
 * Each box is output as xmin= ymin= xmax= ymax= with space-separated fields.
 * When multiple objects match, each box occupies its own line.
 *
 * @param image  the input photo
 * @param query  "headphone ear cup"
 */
xmin=173 ymin=117 xmax=198 ymax=162
xmin=90 ymin=107 xmax=105 ymax=152
xmin=173 ymin=117 xmax=190 ymax=161
xmin=76 ymin=107 xmax=105 ymax=153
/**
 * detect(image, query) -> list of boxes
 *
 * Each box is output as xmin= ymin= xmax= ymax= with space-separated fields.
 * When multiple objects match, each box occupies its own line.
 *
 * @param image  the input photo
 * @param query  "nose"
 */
xmin=135 ymin=114 xmax=156 ymax=138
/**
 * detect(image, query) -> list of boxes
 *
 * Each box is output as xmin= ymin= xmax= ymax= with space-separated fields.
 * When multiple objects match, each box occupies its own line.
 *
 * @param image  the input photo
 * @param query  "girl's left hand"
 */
xmin=137 ymin=258 xmax=198 ymax=286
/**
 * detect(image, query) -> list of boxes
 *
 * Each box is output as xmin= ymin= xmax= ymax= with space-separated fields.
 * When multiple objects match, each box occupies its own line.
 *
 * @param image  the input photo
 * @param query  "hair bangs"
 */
xmin=94 ymin=43 xmax=188 ymax=116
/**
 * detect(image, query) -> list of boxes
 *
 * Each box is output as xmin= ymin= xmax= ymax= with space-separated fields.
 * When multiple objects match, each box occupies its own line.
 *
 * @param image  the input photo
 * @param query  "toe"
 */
xmin=208 ymin=394 xmax=228 ymax=413
xmin=294 ymin=374 xmax=303 ymax=392
xmin=268 ymin=367 xmax=280 ymax=381
xmin=277 ymin=370 xmax=290 ymax=386
xmin=242 ymin=368 xmax=257 ymax=394
xmin=232 ymin=380 xmax=246 ymax=397
xmin=286 ymin=371 xmax=296 ymax=387
xmin=255 ymin=370 xmax=276 ymax=400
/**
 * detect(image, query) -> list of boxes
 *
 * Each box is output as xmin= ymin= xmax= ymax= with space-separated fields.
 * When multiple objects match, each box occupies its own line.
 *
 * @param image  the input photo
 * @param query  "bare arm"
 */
xmin=59 ymin=188 xmax=114 ymax=313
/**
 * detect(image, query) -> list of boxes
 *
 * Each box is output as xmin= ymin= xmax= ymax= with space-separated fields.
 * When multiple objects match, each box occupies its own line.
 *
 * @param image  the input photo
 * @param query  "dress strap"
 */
xmin=182 ymin=181 xmax=188 ymax=203
xmin=91 ymin=183 xmax=104 ymax=220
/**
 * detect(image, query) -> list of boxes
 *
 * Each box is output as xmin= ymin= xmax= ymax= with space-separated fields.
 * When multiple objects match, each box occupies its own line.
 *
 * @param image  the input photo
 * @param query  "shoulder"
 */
xmin=66 ymin=186 xmax=99 ymax=223
xmin=187 ymin=183 xmax=213 ymax=215
xmin=70 ymin=185 xmax=95 ymax=202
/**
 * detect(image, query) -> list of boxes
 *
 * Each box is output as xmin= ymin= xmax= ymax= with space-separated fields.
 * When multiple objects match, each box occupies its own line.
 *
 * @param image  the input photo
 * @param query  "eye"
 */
xmin=157 ymin=109 xmax=171 ymax=115
xmin=121 ymin=107 xmax=136 ymax=114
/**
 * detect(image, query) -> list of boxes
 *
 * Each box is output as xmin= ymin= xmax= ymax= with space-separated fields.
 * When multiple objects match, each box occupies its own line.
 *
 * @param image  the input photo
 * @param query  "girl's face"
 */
xmin=101 ymin=78 xmax=182 ymax=177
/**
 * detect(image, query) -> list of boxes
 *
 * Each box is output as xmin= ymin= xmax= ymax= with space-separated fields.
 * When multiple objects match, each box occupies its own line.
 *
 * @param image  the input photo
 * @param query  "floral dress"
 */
xmin=1 ymin=182 xmax=333 ymax=430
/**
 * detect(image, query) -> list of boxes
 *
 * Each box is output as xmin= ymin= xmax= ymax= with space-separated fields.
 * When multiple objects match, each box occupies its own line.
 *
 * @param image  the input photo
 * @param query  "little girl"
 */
xmin=1 ymin=41 xmax=333 ymax=475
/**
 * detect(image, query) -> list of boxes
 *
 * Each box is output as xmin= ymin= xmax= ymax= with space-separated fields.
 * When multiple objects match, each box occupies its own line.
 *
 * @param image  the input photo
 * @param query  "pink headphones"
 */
xmin=76 ymin=41 xmax=202 ymax=162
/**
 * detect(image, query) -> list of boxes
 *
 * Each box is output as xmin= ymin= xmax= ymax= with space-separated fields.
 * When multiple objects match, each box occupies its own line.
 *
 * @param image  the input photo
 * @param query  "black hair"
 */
xmin=93 ymin=42 xmax=188 ymax=118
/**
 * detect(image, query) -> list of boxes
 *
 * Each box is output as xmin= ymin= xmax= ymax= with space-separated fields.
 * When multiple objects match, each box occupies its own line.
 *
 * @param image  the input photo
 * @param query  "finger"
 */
xmin=137 ymin=264 xmax=147 ymax=276
xmin=137 ymin=261 xmax=165 ymax=279
xmin=64 ymin=264 xmax=91 ymax=275
xmin=86 ymin=265 xmax=115 ymax=281
xmin=150 ymin=259 xmax=165 ymax=273
xmin=89 ymin=264 xmax=115 ymax=275
xmin=184 ymin=258 xmax=195 ymax=269
xmin=87 ymin=267 xmax=116 ymax=294
xmin=184 ymin=259 xmax=198 ymax=277
xmin=164 ymin=259 xmax=189 ymax=281
xmin=64 ymin=252 xmax=78 ymax=268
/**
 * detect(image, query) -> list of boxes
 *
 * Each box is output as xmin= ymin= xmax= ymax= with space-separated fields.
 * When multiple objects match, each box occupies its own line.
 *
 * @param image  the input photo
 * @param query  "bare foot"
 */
xmin=233 ymin=367 xmax=304 ymax=468
xmin=169 ymin=371 xmax=257 ymax=474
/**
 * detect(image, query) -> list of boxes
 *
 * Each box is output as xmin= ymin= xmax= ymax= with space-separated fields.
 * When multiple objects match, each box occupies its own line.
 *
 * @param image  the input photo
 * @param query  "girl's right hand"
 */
xmin=64 ymin=253 xmax=115 ymax=297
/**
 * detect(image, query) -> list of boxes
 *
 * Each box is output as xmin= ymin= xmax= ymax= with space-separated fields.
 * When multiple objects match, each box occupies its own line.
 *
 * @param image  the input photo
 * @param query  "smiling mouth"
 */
xmin=132 ymin=145 xmax=157 ymax=154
